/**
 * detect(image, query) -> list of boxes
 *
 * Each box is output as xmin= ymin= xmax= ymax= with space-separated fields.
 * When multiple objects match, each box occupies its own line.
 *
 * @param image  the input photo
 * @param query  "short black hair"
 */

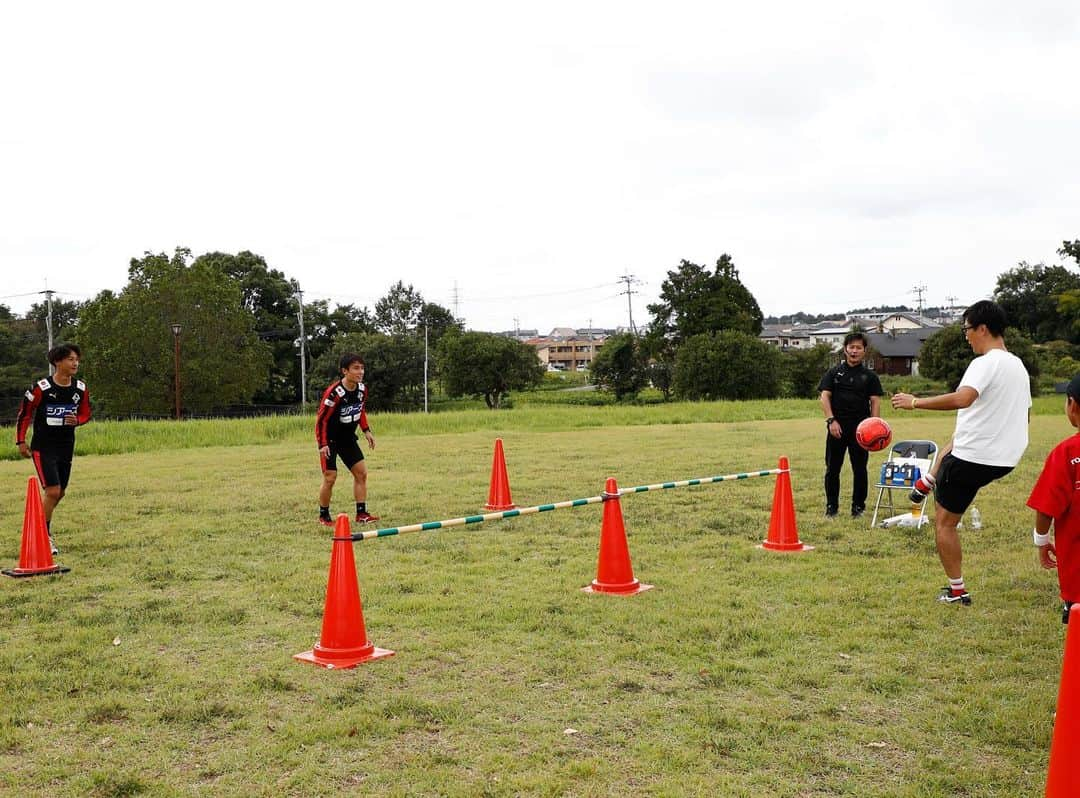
xmin=1068 ymin=373 xmax=1080 ymax=402
xmin=47 ymin=344 xmax=81 ymax=365
xmin=338 ymin=352 xmax=364 ymax=372
xmin=963 ymin=300 xmax=1007 ymax=337
xmin=844 ymin=331 xmax=868 ymax=347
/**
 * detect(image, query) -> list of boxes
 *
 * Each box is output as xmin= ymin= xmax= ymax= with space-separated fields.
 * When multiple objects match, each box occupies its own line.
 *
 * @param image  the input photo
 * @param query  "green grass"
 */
xmin=0 ymin=402 xmax=1069 ymax=795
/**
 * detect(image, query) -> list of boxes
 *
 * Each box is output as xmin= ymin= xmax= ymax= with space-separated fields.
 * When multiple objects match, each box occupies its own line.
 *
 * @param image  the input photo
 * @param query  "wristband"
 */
xmin=825 ymin=417 xmax=835 ymax=425
xmin=911 ymin=398 xmax=918 ymax=409
xmin=1034 ymin=529 xmax=1051 ymax=547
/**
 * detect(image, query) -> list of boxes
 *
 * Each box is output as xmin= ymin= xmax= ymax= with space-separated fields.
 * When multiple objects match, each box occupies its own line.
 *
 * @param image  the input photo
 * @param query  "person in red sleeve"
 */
xmin=1027 ymin=373 xmax=1080 ymax=624
xmin=15 ymin=344 xmax=92 ymax=555
xmin=314 ymin=353 xmax=378 ymax=527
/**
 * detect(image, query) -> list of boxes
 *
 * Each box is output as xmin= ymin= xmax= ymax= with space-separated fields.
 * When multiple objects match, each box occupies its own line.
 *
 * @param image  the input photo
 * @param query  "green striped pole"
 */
xmin=349 ymin=467 xmax=783 ymax=542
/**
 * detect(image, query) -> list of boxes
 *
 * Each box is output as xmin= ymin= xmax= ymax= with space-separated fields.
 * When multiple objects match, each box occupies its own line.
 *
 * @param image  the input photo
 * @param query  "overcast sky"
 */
xmin=2 ymin=1 xmax=1078 ymax=334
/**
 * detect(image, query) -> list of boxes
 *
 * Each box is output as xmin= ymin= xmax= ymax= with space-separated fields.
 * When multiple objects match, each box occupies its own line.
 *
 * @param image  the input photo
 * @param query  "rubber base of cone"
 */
xmin=294 ymin=643 xmax=395 ymax=669
xmin=483 ymin=503 xmax=516 ymax=511
xmin=582 ymin=580 xmax=654 ymax=595
xmin=2 ymin=564 xmax=70 ymax=578
xmin=757 ymin=542 xmax=814 ymax=552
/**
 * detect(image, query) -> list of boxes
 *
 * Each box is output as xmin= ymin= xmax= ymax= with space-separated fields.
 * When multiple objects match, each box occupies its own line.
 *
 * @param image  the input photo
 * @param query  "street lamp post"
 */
xmin=170 ymin=323 xmax=182 ymax=420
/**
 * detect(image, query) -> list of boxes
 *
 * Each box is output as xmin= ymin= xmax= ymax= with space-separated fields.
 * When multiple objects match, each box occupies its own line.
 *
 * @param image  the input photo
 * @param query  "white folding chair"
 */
xmin=870 ymin=440 xmax=939 ymax=528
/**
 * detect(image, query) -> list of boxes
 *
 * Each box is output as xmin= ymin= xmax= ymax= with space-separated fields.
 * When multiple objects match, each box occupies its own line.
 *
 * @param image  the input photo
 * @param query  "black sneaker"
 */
xmin=851 ymin=505 xmax=865 ymax=518
xmin=938 ymin=586 xmax=971 ymax=605
xmin=825 ymin=506 xmax=839 ymax=518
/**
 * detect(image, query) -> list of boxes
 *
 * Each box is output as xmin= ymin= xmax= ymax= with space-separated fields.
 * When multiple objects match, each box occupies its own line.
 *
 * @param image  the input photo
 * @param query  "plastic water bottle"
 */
xmin=970 ymin=507 xmax=982 ymax=530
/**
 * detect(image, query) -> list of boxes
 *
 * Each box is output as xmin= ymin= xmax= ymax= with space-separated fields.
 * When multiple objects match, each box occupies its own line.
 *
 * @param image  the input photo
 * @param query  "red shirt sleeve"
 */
xmin=360 ymin=385 xmax=370 ymax=433
xmin=315 ymin=383 xmax=341 ymax=448
xmin=15 ymin=384 xmax=42 ymax=444
xmin=1028 ymin=440 xmax=1076 ymax=519
xmin=77 ymin=386 xmax=92 ymax=425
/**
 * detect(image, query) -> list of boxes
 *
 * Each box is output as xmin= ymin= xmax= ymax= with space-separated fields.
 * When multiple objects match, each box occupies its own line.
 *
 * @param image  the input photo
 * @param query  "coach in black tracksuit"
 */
xmin=817 ymin=331 xmax=883 ymax=518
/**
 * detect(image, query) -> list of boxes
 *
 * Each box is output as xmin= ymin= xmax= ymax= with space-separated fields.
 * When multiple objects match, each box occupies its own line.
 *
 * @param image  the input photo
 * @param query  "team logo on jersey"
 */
xmin=24 ymin=390 xmax=34 ymax=401
xmin=76 ymin=379 xmax=86 ymax=391
xmin=45 ymin=403 xmax=76 ymax=426
xmin=323 ymin=397 xmax=334 ymax=407
xmin=339 ymin=402 xmax=363 ymax=423
xmin=334 ymin=385 xmax=347 ymax=397
xmin=37 ymin=379 xmax=50 ymax=391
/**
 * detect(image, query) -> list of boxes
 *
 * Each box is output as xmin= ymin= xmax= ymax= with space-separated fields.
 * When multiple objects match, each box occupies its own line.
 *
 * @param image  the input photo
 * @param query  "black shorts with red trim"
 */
xmin=32 ymin=444 xmax=75 ymax=490
xmin=934 ymin=453 xmax=1013 ymax=515
xmin=321 ymin=437 xmax=365 ymax=472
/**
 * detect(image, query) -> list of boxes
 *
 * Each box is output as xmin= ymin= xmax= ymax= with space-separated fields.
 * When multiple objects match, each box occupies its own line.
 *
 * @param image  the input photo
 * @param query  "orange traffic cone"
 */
xmin=483 ymin=438 xmax=517 ymax=511
xmin=294 ymin=514 xmax=394 ymax=669
xmin=1047 ymin=604 xmax=1080 ymax=796
xmin=583 ymin=478 xmax=653 ymax=595
xmin=759 ymin=457 xmax=813 ymax=552
xmin=3 ymin=477 xmax=69 ymax=578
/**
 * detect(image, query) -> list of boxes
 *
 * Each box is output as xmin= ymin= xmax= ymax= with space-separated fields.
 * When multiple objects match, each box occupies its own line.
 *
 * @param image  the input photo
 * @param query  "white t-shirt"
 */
xmin=952 ymin=348 xmax=1031 ymax=467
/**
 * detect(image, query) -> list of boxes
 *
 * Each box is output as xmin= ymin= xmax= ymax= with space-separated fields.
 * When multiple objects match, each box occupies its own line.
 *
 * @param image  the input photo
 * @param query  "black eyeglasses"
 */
xmin=962 ymin=324 xmax=975 ymax=332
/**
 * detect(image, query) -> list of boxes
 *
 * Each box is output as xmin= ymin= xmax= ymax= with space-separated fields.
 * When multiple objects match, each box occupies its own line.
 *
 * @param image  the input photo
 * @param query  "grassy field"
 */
xmin=0 ymin=400 xmax=1070 ymax=796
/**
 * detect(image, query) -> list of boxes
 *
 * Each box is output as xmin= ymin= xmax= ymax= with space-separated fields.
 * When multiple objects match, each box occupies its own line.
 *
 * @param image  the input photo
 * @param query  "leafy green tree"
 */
xmin=418 ymin=302 xmax=461 ymax=347
xmin=1061 ymin=240 xmax=1080 ymax=266
xmin=78 ymin=248 xmax=271 ymax=415
xmin=647 ymin=255 xmax=764 ymax=348
xmin=918 ymin=324 xmax=1039 ymax=394
xmin=672 ymin=331 xmax=781 ymax=400
xmin=194 ymin=251 xmax=303 ymax=403
xmin=993 ymin=262 xmax=1080 ymax=343
xmin=782 ymin=343 xmax=837 ymax=398
xmin=438 ymin=331 xmax=544 ymax=408
xmin=646 ymin=360 xmax=674 ymax=400
xmin=311 ymin=332 xmax=426 ymax=412
xmin=589 ymin=333 xmax=648 ymax=400
xmin=375 ymin=281 xmax=425 ymax=335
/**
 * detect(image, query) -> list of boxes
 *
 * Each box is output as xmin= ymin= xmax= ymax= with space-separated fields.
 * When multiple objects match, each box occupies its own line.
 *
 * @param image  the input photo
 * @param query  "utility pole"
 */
xmin=424 ymin=321 xmax=429 ymax=414
xmin=617 ymin=273 xmax=641 ymax=334
xmin=912 ymin=283 xmax=927 ymax=317
xmin=293 ymin=284 xmax=307 ymax=410
xmin=452 ymin=281 xmax=461 ymax=322
xmin=42 ymin=288 xmax=55 ymax=375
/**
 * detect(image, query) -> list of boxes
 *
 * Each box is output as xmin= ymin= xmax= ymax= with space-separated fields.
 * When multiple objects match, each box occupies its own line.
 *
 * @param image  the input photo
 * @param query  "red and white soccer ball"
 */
xmin=855 ymin=417 xmax=892 ymax=452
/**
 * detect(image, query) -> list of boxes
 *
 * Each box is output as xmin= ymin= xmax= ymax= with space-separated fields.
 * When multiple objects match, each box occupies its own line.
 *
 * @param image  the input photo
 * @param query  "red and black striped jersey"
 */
xmin=15 ymin=376 xmax=92 ymax=450
xmin=315 ymin=380 xmax=370 ymax=448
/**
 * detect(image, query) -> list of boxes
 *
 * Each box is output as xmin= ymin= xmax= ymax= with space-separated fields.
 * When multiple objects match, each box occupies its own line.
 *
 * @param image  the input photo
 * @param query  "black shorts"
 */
xmin=32 ymin=447 xmax=74 ymax=490
xmin=321 ymin=438 xmax=364 ymax=472
xmin=934 ymin=453 xmax=1013 ymax=515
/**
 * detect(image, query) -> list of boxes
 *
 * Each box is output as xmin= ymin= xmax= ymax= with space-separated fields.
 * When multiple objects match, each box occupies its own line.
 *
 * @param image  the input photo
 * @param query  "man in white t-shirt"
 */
xmin=892 ymin=300 xmax=1031 ymax=606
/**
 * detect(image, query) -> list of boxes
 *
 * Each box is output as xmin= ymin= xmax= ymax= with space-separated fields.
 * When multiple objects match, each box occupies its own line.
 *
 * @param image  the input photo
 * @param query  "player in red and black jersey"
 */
xmin=15 ymin=344 xmax=92 ymax=554
xmin=315 ymin=352 xmax=378 ymax=526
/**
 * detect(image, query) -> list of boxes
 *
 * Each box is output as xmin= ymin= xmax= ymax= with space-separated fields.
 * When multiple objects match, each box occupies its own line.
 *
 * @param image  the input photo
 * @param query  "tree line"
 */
xmin=3 ymin=239 xmax=1077 ymax=416
xmin=591 ymin=240 xmax=1080 ymax=401
xmin=0 ymin=248 xmax=544 ymax=419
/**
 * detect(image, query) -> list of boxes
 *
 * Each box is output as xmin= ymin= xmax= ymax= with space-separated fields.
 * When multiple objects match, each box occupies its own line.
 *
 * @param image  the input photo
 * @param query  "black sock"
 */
xmin=319 ymin=505 xmax=331 ymax=519
xmin=356 ymin=502 xmax=366 ymax=515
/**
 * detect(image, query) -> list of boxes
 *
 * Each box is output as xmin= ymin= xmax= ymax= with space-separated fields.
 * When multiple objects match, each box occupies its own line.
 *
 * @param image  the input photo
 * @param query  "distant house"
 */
xmin=530 ymin=327 xmax=612 ymax=371
xmin=759 ymin=324 xmax=813 ymax=349
xmin=865 ymin=328 xmax=941 ymax=376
